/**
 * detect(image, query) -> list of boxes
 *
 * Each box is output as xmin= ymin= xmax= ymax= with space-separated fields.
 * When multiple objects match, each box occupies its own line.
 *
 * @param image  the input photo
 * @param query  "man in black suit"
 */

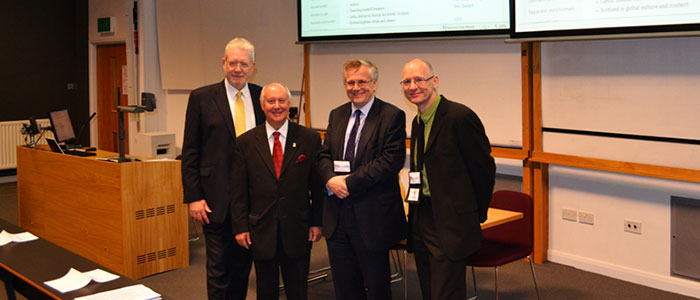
xmin=231 ymin=83 xmax=324 ymax=300
xmin=318 ymin=59 xmax=407 ymax=300
xmin=402 ymin=58 xmax=495 ymax=300
xmin=181 ymin=37 xmax=264 ymax=300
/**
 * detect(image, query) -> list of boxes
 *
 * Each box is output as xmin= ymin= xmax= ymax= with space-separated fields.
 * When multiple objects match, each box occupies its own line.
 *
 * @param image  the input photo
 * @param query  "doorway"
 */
xmin=96 ymin=44 xmax=128 ymax=153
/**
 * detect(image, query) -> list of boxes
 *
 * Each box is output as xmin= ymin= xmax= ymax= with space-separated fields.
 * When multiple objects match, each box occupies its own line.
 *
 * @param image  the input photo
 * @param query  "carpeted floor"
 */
xmin=0 ymin=176 xmax=696 ymax=299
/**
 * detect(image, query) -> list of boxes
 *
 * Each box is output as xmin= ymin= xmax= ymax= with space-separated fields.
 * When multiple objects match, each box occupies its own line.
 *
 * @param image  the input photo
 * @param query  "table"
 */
xmin=482 ymin=208 xmax=523 ymax=229
xmin=0 ymin=219 xmax=168 ymax=300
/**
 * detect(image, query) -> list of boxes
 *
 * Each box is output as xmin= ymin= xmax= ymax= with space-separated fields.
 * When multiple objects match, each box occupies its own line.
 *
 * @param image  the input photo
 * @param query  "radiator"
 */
xmin=0 ymin=119 xmax=53 ymax=170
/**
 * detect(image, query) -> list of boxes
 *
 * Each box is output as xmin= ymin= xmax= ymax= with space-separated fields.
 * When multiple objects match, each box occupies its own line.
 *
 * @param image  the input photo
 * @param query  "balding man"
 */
xmin=232 ymin=83 xmax=323 ymax=300
xmin=402 ymin=59 xmax=495 ymax=300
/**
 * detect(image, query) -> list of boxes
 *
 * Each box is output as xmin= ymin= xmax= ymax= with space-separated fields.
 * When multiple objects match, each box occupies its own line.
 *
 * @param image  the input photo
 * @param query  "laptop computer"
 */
xmin=46 ymin=138 xmax=96 ymax=157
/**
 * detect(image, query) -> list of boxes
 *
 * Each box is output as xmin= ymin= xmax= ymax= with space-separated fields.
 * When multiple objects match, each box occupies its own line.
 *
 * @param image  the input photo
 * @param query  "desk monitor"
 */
xmin=48 ymin=109 xmax=76 ymax=143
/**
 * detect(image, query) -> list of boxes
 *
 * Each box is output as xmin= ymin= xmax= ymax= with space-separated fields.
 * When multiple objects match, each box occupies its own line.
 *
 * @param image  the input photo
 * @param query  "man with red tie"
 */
xmin=231 ymin=83 xmax=324 ymax=300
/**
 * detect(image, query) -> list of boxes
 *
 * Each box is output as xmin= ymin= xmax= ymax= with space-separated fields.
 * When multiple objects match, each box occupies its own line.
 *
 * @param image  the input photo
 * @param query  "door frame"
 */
xmin=89 ymin=41 xmax=137 ymax=151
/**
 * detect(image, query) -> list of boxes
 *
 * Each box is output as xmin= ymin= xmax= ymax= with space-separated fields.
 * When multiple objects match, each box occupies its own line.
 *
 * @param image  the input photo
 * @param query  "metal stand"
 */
xmin=117 ymin=110 xmax=133 ymax=163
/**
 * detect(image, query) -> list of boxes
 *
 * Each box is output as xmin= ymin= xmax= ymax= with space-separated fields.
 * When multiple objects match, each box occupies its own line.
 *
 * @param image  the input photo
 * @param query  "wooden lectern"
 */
xmin=16 ymin=146 xmax=188 ymax=279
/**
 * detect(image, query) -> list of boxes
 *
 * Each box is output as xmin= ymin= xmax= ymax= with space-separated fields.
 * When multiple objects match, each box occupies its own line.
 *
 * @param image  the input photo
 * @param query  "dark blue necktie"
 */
xmin=344 ymin=110 xmax=362 ymax=163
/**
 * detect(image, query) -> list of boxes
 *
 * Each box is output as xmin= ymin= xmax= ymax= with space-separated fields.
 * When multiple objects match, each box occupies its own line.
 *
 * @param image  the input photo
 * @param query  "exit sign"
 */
xmin=97 ymin=17 xmax=114 ymax=34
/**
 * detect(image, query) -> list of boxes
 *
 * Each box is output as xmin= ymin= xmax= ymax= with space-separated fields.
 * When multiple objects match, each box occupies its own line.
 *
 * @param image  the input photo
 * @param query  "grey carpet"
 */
xmin=0 ymin=176 xmax=695 ymax=299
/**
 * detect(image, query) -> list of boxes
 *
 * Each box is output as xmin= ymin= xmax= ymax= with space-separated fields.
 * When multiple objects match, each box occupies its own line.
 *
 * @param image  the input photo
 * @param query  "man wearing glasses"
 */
xmin=402 ymin=59 xmax=495 ymax=300
xmin=318 ymin=59 xmax=407 ymax=300
xmin=181 ymin=38 xmax=265 ymax=300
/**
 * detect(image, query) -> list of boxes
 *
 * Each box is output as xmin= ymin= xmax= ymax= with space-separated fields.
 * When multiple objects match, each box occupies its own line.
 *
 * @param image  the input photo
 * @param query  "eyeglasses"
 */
xmin=399 ymin=75 xmax=435 ymax=87
xmin=227 ymin=61 xmax=251 ymax=69
xmin=345 ymin=80 xmax=372 ymax=88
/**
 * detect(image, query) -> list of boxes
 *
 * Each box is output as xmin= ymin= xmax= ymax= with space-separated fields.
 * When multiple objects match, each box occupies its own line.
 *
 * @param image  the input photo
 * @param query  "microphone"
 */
xmin=72 ymin=112 xmax=97 ymax=147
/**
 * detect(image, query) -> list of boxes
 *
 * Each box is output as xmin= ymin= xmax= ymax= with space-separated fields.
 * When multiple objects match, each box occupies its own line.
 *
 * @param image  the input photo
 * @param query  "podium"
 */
xmin=16 ymin=146 xmax=188 ymax=279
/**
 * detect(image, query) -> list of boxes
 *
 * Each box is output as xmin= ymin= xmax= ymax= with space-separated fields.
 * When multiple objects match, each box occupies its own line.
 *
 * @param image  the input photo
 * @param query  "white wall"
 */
xmin=137 ymin=0 xmax=166 ymax=134
xmin=88 ymin=0 xmax=137 ymax=148
xmin=89 ymin=0 xmax=176 ymax=153
xmin=548 ymin=166 xmax=700 ymax=297
xmin=542 ymin=37 xmax=700 ymax=298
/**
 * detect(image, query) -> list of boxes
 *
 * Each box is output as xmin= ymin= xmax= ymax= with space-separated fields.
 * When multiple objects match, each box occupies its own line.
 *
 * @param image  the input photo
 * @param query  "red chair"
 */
xmin=466 ymin=190 xmax=540 ymax=300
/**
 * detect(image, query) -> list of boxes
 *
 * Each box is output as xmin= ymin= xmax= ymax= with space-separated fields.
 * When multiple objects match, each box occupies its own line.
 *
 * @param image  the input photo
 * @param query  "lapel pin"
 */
xmin=292 ymin=142 xmax=297 ymax=148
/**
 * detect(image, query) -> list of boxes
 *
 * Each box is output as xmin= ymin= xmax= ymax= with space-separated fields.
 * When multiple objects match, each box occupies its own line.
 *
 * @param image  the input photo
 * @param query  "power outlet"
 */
xmin=624 ymin=220 xmax=642 ymax=234
xmin=562 ymin=208 xmax=578 ymax=222
xmin=578 ymin=211 xmax=594 ymax=225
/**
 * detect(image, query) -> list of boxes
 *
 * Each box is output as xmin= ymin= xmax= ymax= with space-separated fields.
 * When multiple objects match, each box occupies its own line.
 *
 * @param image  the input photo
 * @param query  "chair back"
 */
xmin=482 ymin=190 xmax=533 ymax=251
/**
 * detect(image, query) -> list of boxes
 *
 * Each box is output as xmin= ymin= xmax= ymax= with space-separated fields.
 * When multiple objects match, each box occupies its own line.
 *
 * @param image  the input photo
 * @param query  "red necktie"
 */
xmin=272 ymin=132 xmax=283 ymax=179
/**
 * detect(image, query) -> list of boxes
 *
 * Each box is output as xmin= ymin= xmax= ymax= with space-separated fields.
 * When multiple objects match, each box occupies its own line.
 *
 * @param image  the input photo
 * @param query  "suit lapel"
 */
xmin=354 ymin=99 xmax=381 ymax=165
xmin=334 ymin=103 xmax=352 ymax=160
xmin=279 ymin=123 xmax=299 ymax=179
xmin=254 ymin=126 xmax=277 ymax=179
xmin=212 ymin=80 xmax=237 ymax=140
xmin=250 ymin=84 xmax=265 ymax=126
xmin=410 ymin=116 xmax=419 ymax=171
xmin=425 ymin=97 xmax=447 ymax=153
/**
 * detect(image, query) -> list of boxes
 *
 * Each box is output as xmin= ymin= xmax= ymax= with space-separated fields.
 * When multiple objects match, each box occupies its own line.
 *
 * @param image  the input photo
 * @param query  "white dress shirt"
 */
xmin=343 ymin=97 xmax=375 ymax=157
xmin=224 ymin=80 xmax=257 ymax=132
xmin=266 ymin=120 xmax=289 ymax=155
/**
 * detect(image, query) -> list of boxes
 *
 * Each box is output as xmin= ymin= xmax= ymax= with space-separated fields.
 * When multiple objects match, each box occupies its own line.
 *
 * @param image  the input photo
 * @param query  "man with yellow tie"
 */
xmin=182 ymin=37 xmax=265 ymax=300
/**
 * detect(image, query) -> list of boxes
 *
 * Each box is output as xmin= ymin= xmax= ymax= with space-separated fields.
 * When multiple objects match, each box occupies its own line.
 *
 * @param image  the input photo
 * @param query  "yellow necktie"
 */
xmin=234 ymin=91 xmax=246 ymax=137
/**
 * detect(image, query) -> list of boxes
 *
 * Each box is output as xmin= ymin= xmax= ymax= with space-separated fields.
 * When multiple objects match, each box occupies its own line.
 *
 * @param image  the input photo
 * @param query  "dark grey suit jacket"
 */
xmin=181 ymin=80 xmax=264 ymax=224
xmin=318 ymin=98 xmax=408 ymax=251
xmin=231 ymin=122 xmax=324 ymax=261
xmin=408 ymin=96 xmax=495 ymax=260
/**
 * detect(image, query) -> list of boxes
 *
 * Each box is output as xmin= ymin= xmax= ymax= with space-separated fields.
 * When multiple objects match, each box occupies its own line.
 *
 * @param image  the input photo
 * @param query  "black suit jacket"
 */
xmin=181 ymin=80 xmax=265 ymax=224
xmin=408 ymin=96 xmax=495 ymax=260
xmin=231 ymin=122 xmax=324 ymax=261
xmin=318 ymin=98 xmax=408 ymax=251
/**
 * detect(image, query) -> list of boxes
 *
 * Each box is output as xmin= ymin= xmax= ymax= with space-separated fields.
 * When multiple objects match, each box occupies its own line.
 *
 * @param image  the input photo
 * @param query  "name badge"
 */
xmin=334 ymin=160 xmax=351 ymax=173
xmin=406 ymin=171 xmax=422 ymax=203
xmin=406 ymin=187 xmax=420 ymax=203
xmin=409 ymin=172 xmax=421 ymax=185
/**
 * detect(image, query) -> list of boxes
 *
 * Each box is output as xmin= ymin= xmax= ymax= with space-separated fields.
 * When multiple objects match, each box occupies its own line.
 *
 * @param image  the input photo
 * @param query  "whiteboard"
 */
xmin=308 ymin=39 xmax=522 ymax=147
xmin=541 ymin=37 xmax=700 ymax=141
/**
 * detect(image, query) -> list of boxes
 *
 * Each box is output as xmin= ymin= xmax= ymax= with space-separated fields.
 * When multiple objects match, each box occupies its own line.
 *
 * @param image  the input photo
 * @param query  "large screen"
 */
xmin=513 ymin=0 xmax=700 ymax=38
xmin=298 ymin=0 xmax=511 ymax=42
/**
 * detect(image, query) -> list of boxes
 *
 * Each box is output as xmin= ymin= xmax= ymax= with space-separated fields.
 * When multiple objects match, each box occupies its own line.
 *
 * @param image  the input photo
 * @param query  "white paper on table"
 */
xmin=0 ymin=230 xmax=38 ymax=246
xmin=83 ymin=269 xmax=120 ymax=283
xmin=10 ymin=231 xmax=38 ymax=242
xmin=0 ymin=230 xmax=11 ymax=246
xmin=44 ymin=268 xmax=120 ymax=293
xmin=74 ymin=284 xmax=161 ymax=300
xmin=44 ymin=268 xmax=92 ymax=293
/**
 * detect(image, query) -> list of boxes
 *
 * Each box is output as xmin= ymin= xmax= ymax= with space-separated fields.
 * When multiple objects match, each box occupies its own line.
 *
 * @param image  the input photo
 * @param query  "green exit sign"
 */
xmin=97 ymin=17 xmax=114 ymax=34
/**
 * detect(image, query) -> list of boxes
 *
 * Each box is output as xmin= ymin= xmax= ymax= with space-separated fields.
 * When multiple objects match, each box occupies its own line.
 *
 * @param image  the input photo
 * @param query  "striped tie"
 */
xmin=344 ymin=110 xmax=362 ymax=163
